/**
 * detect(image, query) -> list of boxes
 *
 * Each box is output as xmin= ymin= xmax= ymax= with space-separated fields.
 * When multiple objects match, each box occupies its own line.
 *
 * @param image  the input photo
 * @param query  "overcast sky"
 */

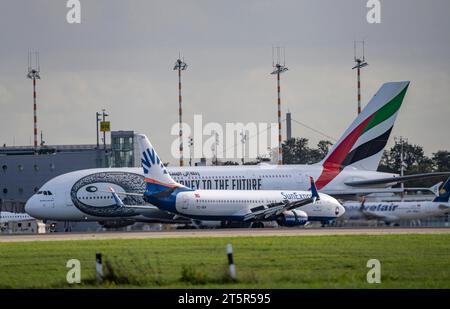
xmin=0 ymin=0 xmax=449 ymax=164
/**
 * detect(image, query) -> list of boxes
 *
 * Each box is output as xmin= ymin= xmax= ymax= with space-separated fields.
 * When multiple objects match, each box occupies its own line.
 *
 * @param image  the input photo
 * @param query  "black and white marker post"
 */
xmin=96 ymin=253 xmax=103 ymax=283
xmin=226 ymin=244 xmax=236 ymax=281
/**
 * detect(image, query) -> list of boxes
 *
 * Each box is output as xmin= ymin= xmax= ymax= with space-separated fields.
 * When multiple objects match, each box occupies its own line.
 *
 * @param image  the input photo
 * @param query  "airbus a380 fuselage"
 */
xmin=24 ymin=165 xmax=391 ymax=222
xmin=25 ymin=164 xmax=348 ymax=225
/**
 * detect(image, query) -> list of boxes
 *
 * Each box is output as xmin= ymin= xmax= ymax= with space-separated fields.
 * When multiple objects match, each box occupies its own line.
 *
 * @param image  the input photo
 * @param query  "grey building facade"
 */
xmin=0 ymin=131 xmax=138 ymax=213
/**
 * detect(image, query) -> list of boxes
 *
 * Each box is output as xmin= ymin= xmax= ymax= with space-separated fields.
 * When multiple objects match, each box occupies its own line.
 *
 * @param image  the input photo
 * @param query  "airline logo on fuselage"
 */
xmin=141 ymin=148 xmax=168 ymax=174
xmin=281 ymin=192 xmax=312 ymax=200
xmin=363 ymin=204 xmax=399 ymax=212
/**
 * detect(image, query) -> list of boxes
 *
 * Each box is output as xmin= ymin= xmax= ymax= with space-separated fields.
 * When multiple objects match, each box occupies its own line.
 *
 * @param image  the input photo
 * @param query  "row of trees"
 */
xmin=282 ymin=138 xmax=332 ymax=165
xmin=378 ymin=144 xmax=450 ymax=187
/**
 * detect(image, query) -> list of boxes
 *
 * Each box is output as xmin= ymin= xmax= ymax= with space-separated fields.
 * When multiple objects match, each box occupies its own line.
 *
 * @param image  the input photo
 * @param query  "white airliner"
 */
xmin=0 ymin=211 xmax=35 ymax=224
xmin=24 ymin=81 xmax=448 ymax=227
xmin=113 ymin=134 xmax=345 ymax=226
xmin=342 ymin=178 xmax=450 ymax=223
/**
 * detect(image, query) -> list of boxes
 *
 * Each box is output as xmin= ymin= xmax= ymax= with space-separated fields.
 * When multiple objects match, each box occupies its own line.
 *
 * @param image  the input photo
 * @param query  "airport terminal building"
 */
xmin=0 ymin=131 xmax=139 ymax=213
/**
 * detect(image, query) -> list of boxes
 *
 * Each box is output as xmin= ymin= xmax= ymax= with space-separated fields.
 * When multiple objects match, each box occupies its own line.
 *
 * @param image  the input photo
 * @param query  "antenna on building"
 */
xmin=352 ymin=41 xmax=368 ymax=115
xmin=188 ymin=136 xmax=194 ymax=166
xmin=286 ymin=111 xmax=292 ymax=140
xmin=270 ymin=47 xmax=288 ymax=165
xmin=27 ymin=50 xmax=41 ymax=152
xmin=173 ymin=54 xmax=188 ymax=167
xmin=240 ymin=130 xmax=247 ymax=165
xmin=394 ymin=136 xmax=408 ymax=199
xmin=40 ymin=130 xmax=45 ymax=146
xmin=212 ymin=131 xmax=219 ymax=166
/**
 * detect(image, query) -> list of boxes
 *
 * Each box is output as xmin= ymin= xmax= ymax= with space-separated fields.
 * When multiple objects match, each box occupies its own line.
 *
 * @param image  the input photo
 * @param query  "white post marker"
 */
xmin=226 ymin=244 xmax=236 ymax=280
xmin=96 ymin=253 xmax=103 ymax=283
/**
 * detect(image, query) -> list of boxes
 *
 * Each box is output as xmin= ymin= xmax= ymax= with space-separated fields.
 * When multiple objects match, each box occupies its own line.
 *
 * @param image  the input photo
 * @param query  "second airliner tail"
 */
xmin=315 ymin=81 xmax=410 ymax=189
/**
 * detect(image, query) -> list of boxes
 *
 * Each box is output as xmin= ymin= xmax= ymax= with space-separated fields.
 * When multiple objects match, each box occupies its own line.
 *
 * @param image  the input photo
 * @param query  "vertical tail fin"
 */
xmin=433 ymin=177 xmax=450 ymax=203
xmin=136 ymin=134 xmax=179 ymax=194
xmin=315 ymin=81 xmax=410 ymax=189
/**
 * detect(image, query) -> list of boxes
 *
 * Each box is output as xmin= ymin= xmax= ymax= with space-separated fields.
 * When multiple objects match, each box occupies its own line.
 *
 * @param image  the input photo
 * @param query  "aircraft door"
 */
xmin=296 ymin=173 xmax=308 ymax=190
xmin=66 ymin=191 xmax=73 ymax=206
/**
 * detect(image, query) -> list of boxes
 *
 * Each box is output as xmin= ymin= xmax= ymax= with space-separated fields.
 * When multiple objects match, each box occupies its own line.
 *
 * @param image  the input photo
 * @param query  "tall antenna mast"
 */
xmin=352 ymin=41 xmax=368 ymax=114
xmin=270 ymin=47 xmax=288 ymax=165
xmin=27 ymin=50 xmax=41 ymax=151
xmin=173 ymin=54 xmax=188 ymax=167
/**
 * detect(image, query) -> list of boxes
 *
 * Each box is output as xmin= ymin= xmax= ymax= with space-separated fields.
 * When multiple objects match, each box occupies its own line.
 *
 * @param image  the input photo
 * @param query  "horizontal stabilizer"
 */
xmin=345 ymin=172 xmax=450 ymax=187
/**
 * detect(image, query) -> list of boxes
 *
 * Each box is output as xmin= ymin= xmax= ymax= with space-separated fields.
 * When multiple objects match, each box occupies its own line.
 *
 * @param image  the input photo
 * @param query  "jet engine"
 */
xmin=277 ymin=210 xmax=308 ymax=227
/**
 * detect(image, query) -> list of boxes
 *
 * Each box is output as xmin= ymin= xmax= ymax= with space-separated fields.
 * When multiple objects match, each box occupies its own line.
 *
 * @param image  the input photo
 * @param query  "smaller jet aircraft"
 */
xmin=342 ymin=178 xmax=450 ymax=224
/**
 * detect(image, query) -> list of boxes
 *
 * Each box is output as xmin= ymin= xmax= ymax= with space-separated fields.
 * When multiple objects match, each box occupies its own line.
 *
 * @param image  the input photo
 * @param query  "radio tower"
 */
xmin=352 ymin=41 xmax=368 ymax=114
xmin=173 ymin=54 xmax=188 ymax=166
xmin=270 ymin=47 xmax=288 ymax=165
xmin=27 ymin=51 xmax=41 ymax=151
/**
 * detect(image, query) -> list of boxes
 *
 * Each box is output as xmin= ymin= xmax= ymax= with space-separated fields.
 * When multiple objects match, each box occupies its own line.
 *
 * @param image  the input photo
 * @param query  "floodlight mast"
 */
xmin=352 ymin=41 xmax=369 ymax=115
xmin=27 ymin=51 xmax=41 ymax=152
xmin=173 ymin=56 xmax=188 ymax=167
xmin=270 ymin=47 xmax=288 ymax=165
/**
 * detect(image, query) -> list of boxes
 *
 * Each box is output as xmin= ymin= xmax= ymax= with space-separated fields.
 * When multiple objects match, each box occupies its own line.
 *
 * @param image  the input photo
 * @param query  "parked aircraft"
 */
xmin=0 ymin=211 xmax=35 ymax=224
xmin=342 ymin=178 xmax=450 ymax=223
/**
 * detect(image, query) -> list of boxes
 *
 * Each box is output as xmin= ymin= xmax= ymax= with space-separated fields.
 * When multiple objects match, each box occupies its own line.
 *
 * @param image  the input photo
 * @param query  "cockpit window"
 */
xmin=36 ymin=190 xmax=52 ymax=195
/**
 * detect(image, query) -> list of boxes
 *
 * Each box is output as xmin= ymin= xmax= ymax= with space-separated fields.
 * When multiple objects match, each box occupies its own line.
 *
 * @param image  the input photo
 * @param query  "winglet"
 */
xmin=109 ymin=187 xmax=125 ymax=208
xmin=309 ymin=177 xmax=320 ymax=202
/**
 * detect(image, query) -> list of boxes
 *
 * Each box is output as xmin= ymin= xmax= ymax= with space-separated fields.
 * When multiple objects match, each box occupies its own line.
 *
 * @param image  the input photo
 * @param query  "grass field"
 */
xmin=0 ymin=234 xmax=449 ymax=288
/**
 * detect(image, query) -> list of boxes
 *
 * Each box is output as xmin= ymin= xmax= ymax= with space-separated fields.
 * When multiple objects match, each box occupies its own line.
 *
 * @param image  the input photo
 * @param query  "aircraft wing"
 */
xmin=244 ymin=177 xmax=319 ymax=221
xmin=345 ymin=172 xmax=450 ymax=187
xmin=243 ymin=198 xmax=316 ymax=221
xmin=100 ymin=190 xmax=143 ymax=197
xmin=109 ymin=187 xmax=158 ymax=210
xmin=359 ymin=210 xmax=387 ymax=221
xmin=363 ymin=212 xmax=398 ymax=221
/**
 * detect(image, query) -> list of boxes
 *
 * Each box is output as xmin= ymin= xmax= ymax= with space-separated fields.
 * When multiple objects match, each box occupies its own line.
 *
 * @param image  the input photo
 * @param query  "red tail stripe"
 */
xmin=315 ymin=113 xmax=375 ymax=189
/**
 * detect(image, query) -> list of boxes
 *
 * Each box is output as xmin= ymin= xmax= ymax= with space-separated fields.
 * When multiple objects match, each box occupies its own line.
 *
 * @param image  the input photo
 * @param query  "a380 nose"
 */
xmin=24 ymin=195 xmax=41 ymax=219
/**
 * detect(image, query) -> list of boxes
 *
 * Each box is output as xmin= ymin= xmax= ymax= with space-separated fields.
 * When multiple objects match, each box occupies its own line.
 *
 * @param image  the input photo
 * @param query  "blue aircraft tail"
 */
xmin=136 ymin=134 xmax=184 ymax=196
xmin=433 ymin=177 xmax=450 ymax=203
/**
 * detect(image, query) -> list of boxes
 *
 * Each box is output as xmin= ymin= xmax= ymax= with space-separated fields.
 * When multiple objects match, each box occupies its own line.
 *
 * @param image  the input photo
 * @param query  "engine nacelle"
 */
xmin=277 ymin=210 xmax=308 ymax=227
xmin=192 ymin=220 xmax=223 ymax=229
